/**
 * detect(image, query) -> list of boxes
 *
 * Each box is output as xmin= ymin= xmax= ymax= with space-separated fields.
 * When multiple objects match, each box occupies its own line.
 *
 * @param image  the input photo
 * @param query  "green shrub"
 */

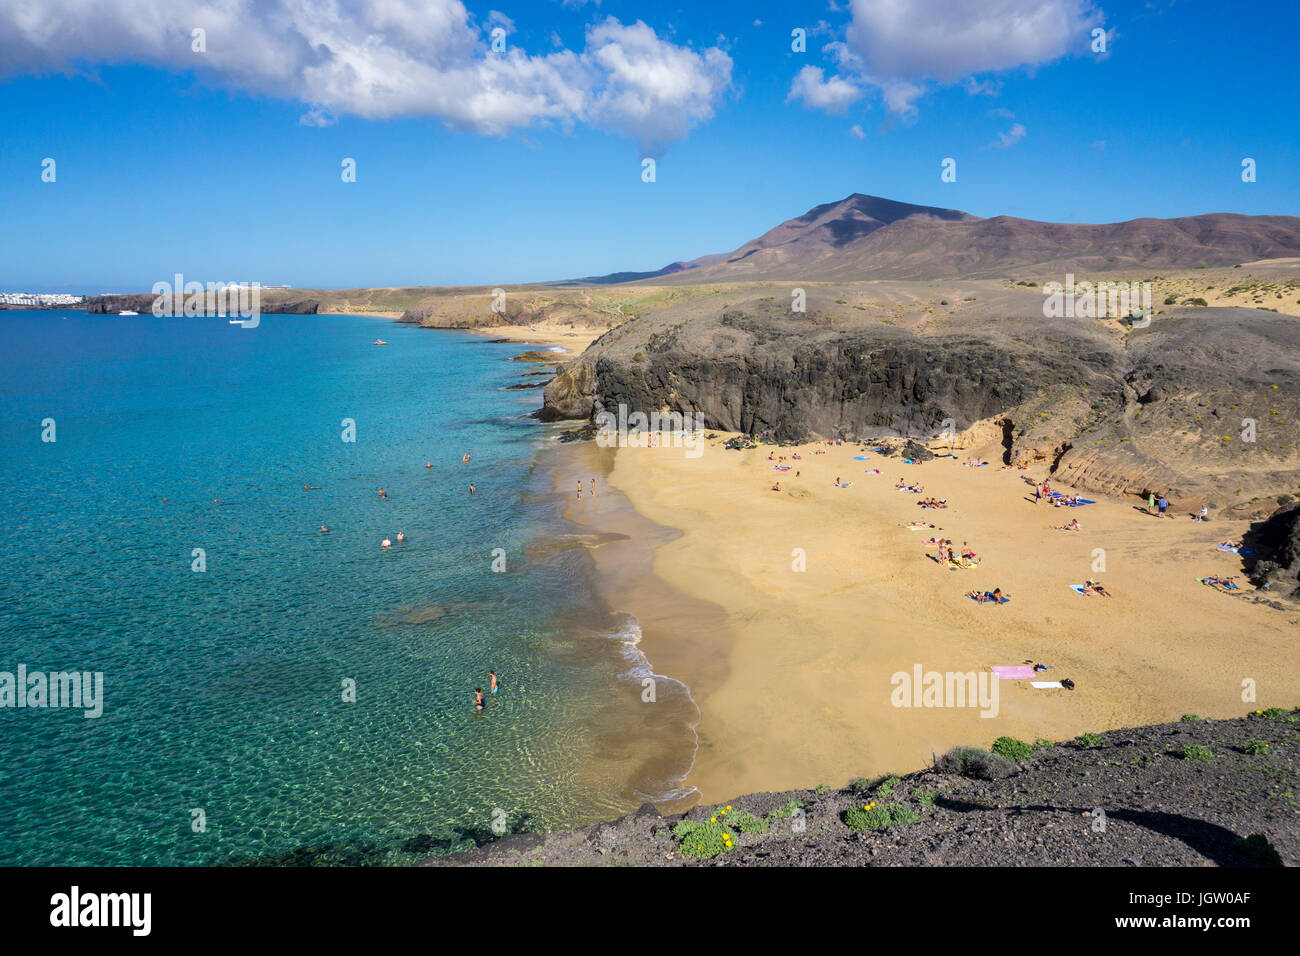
xmin=875 ymin=775 xmax=901 ymax=799
xmin=1242 ymin=740 xmax=1270 ymax=755
xmin=1181 ymin=714 xmax=1202 ymax=722
xmin=726 ymin=808 xmax=769 ymax=834
xmin=672 ymin=818 xmax=736 ymax=858
xmin=1182 ymin=744 xmax=1213 ymax=762
xmin=814 ymin=783 xmax=832 ymax=796
xmin=843 ymin=801 xmax=920 ymax=830
xmin=1185 ymin=297 xmax=1208 ymax=307
xmin=915 ymin=789 xmax=936 ymax=806
xmin=1032 ymin=738 xmax=1055 ymax=751
xmin=991 ymin=736 xmax=1035 ymax=761
xmin=1163 ymin=296 xmax=1178 ymax=305
xmin=769 ymin=799 xmax=802 ymax=819
xmin=1079 ymin=732 xmax=1104 ymax=747
xmin=1260 ymin=708 xmax=1288 ymax=719
xmin=850 ymin=777 xmax=873 ymax=792
xmin=935 ymin=746 xmax=1017 ymax=780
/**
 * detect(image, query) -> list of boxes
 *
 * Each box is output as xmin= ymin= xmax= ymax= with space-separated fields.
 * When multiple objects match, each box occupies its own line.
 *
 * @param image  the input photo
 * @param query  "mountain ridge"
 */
xmin=562 ymin=193 xmax=1300 ymax=285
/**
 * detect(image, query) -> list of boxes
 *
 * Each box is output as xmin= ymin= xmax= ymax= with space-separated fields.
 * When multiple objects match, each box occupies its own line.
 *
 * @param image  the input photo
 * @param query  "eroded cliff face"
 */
xmin=539 ymin=292 xmax=1300 ymax=509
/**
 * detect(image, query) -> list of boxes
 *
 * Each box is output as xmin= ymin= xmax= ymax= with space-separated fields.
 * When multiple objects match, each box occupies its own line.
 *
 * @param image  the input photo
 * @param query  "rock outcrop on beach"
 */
xmin=429 ymin=712 xmax=1298 ymax=867
xmin=539 ymin=286 xmax=1300 ymax=507
xmin=1244 ymin=501 xmax=1300 ymax=601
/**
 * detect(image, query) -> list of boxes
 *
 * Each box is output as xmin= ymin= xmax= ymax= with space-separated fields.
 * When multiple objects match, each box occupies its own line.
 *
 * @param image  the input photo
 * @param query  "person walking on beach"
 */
xmin=590 ymin=478 xmax=596 ymax=497
xmin=489 ymin=670 xmax=499 ymax=695
xmin=1158 ymin=495 xmax=1168 ymax=517
xmin=1147 ymin=491 xmax=1156 ymax=513
xmin=577 ymin=481 xmax=582 ymax=500
xmin=474 ymin=688 xmax=485 ymax=713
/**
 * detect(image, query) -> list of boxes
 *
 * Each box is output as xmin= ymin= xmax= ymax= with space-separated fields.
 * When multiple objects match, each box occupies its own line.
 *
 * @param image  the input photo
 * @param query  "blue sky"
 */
xmin=1 ymin=0 xmax=1297 ymax=291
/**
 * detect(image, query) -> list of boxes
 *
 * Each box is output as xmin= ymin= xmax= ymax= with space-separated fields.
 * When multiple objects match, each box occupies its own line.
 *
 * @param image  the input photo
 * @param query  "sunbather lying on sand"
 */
xmin=1201 ymin=575 xmax=1242 ymax=592
xmin=967 ymin=588 xmax=1009 ymax=603
xmin=1083 ymin=580 xmax=1112 ymax=597
xmin=1057 ymin=518 xmax=1081 ymax=531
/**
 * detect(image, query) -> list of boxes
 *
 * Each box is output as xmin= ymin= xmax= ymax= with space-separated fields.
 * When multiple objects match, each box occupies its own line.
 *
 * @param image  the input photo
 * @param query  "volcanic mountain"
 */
xmin=569 ymin=193 xmax=1300 ymax=283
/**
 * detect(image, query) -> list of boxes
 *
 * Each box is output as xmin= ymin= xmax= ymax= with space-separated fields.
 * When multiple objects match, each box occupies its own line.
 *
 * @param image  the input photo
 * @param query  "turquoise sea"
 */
xmin=0 ymin=309 xmax=692 ymax=865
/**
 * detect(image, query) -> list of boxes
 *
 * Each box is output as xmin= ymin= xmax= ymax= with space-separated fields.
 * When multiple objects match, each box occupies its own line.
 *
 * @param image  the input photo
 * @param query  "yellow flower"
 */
xmin=726 ymin=805 xmax=732 ymax=811
xmin=709 ymin=817 xmax=716 ymax=823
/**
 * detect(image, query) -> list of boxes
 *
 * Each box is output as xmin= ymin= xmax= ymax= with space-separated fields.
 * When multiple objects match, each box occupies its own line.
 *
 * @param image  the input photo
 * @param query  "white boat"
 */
xmin=118 ymin=310 xmax=139 ymax=315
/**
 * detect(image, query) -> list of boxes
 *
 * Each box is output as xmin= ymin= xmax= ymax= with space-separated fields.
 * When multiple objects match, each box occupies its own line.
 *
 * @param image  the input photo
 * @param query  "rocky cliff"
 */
xmin=540 ymin=289 xmax=1300 ymax=512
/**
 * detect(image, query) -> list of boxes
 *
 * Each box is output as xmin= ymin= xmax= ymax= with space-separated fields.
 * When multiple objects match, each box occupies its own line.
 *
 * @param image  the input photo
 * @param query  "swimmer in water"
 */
xmin=320 ymin=525 xmax=330 ymax=533
xmin=382 ymin=536 xmax=391 ymax=548
xmin=489 ymin=670 xmax=498 ymax=695
xmin=426 ymin=462 xmax=432 ymax=469
xmin=474 ymin=688 xmax=485 ymax=713
xmin=469 ymin=483 xmax=475 ymax=495
xmin=396 ymin=531 xmax=405 ymax=543
xmin=378 ymin=488 xmax=388 ymax=498
xmin=462 ymin=453 xmax=470 ymax=464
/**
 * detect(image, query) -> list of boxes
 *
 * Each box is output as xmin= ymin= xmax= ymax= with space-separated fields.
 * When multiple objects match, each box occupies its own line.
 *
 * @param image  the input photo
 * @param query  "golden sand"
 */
xmin=570 ymin=433 xmax=1300 ymax=804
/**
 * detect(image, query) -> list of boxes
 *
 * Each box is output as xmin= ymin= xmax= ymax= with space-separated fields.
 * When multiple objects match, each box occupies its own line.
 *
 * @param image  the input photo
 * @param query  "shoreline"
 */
xmin=573 ymin=431 xmax=1300 ymax=805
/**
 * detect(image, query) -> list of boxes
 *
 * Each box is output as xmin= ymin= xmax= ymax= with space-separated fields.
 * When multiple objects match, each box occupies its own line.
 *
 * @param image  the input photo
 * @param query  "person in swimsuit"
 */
xmin=463 ymin=453 xmax=470 ymax=463
xmin=577 ymin=481 xmax=582 ymax=500
xmin=378 ymin=488 xmax=388 ymax=498
xmin=590 ymin=478 xmax=596 ymax=497
xmin=320 ymin=525 xmax=330 ymax=533
xmin=489 ymin=670 xmax=499 ymax=695
xmin=474 ymin=688 xmax=485 ymax=713
xmin=469 ymin=484 xmax=475 ymax=495
xmin=381 ymin=536 xmax=391 ymax=548
xmin=396 ymin=531 xmax=405 ymax=543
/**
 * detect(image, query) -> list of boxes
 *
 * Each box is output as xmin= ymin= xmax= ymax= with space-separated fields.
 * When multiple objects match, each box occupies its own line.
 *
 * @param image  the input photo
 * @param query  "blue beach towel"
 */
xmin=851 ymin=456 xmax=871 ymax=460
xmin=1068 ymin=584 xmax=1088 ymax=596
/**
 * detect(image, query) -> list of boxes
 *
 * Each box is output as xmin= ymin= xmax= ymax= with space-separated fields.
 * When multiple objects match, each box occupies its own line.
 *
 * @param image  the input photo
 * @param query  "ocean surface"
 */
xmin=0 ymin=309 xmax=694 ymax=865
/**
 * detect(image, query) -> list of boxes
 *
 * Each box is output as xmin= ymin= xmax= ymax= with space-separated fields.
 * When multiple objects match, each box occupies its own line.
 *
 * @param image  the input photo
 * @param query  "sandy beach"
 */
xmin=564 ymin=433 xmax=1300 ymax=806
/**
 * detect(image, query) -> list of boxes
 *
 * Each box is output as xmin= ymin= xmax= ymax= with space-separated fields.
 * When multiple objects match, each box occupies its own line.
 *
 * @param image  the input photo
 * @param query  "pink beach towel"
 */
xmin=990 ymin=665 xmax=1036 ymax=680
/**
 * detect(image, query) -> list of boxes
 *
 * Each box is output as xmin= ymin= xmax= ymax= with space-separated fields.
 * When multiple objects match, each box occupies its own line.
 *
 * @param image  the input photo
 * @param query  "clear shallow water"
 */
xmin=0 ymin=310 xmax=676 ymax=865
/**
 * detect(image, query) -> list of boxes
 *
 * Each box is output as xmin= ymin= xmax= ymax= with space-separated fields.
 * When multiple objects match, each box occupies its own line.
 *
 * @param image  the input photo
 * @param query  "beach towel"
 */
xmin=1031 ymin=681 xmax=1064 ymax=689
xmin=1217 ymin=545 xmax=1255 ymax=556
xmin=1068 ymin=584 xmax=1088 ymax=596
xmin=837 ymin=482 xmax=854 ymax=488
xmin=991 ymin=665 xmax=1034 ymax=679
xmin=971 ymin=595 xmax=1011 ymax=605
xmin=864 ymin=469 xmax=881 ymax=474
xmin=851 ymin=456 xmax=871 ymax=460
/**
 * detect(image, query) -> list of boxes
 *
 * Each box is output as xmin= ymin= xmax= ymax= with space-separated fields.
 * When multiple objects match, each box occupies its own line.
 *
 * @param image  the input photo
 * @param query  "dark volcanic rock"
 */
xmin=1244 ymin=501 xmax=1300 ymax=600
xmin=427 ymin=712 xmax=1300 ymax=867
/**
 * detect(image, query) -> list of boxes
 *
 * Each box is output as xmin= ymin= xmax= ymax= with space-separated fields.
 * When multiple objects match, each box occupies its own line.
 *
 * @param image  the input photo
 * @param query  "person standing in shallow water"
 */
xmin=489 ymin=670 xmax=499 ymax=695
xmin=474 ymin=688 xmax=485 ymax=713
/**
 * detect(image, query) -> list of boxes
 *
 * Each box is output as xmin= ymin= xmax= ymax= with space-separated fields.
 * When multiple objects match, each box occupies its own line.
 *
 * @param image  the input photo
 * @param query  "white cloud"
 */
xmin=787 ymin=65 xmax=863 ymax=115
xmin=0 ymin=2 xmax=729 ymax=153
xmin=849 ymin=124 xmax=865 ymax=139
xmin=990 ymin=122 xmax=1027 ymax=148
xmin=846 ymin=0 xmax=1101 ymax=81
xmin=813 ymin=0 xmax=1103 ymax=115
